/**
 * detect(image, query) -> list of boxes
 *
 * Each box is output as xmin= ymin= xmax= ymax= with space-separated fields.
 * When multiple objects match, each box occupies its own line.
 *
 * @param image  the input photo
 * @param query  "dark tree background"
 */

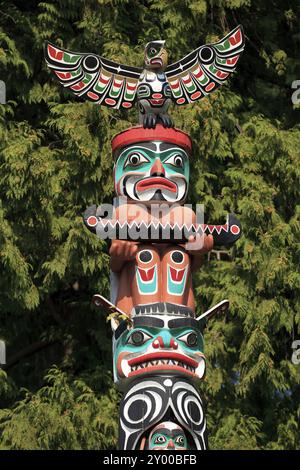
xmin=0 ymin=0 xmax=299 ymax=449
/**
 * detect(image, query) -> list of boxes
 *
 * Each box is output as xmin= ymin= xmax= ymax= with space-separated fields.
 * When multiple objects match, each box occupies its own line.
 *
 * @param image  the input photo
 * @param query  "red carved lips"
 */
xmin=150 ymin=58 xmax=163 ymax=67
xmin=149 ymin=99 xmax=164 ymax=106
xmin=136 ymin=177 xmax=177 ymax=193
xmin=128 ymin=352 xmax=199 ymax=378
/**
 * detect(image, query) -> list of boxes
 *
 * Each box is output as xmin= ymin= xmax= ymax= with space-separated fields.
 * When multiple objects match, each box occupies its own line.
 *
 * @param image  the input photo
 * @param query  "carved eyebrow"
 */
xmin=159 ymin=143 xmax=188 ymax=155
xmin=153 ymin=430 xmax=184 ymax=438
xmin=168 ymin=318 xmax=199 ymax=330
xmin=153 ymin=430 xmax=172 ymax=438
xmin=114 ymin=320 xmax=128 ymax=340
xmin=147 ymin=43 xmax=161 ymax=51
xmin=133 ymin=317 xmax=164 ymax=328
xmin=118 ymin=143 xmax=158 ymax=157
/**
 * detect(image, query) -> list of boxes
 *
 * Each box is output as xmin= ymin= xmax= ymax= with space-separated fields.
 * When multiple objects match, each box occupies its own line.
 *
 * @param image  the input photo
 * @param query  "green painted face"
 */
xmin=148 ymin=422 xmax=188 ymax=450
xmin=113 ymin=315 xmax=205 ymax=385
xmin=114 ymin=142 xmax=190 ymax=203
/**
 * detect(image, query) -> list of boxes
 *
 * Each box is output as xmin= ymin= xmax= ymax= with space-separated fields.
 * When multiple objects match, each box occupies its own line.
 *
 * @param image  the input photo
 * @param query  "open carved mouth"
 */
xmin=149 ymin=99 xmax=164 ymax=106
xmin=136 ymin=177 xmax=177 ymax=193
xmin=127 ymin=352 xmax=198 ymax=377
xmin=150 ymin=58 xmax=163 ymax=67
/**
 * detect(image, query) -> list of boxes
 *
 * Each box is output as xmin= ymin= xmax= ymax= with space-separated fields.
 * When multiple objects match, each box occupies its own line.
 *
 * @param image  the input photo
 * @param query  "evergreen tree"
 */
xmin=0 ymin=0 xmax=299 ymax=449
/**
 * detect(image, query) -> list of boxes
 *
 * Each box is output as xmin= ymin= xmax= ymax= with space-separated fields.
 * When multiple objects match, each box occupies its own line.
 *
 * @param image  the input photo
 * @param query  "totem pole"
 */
xmin=45 ymin=25 xmax=245 ymax=450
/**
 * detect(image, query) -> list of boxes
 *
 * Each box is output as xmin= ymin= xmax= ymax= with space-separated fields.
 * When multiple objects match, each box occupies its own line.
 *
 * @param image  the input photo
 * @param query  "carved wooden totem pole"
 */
xmin=45 ymin=25 xmax=245 ymax=450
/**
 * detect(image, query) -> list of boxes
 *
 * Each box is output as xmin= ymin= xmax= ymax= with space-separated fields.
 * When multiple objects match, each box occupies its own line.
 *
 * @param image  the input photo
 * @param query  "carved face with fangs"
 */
xmin=113 ymin=314 xmax=206 ymax=388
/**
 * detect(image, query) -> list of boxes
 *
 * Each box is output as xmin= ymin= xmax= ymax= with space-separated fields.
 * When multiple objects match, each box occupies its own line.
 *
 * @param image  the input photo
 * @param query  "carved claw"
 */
xmin=158 ymin=113 xmax=174 ymax=128
xmin=143 ymin=113 xmax=157 ymax=129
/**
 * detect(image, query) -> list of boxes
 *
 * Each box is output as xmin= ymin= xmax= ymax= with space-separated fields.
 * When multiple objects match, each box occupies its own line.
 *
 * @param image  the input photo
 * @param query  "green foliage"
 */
xmin=0 ymin=367 xmax=119 ymax=449
xmin=0 ymin=0 xmax=299 ymax=450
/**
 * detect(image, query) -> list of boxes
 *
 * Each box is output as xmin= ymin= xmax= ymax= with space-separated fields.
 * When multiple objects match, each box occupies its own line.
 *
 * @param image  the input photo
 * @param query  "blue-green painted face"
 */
xmin=113 ymin=315 xmax=205 ymax=385
xmin=114 ymin=142 xmax=189 ymax=203
xmin=148 ymin=422 xmax=188 ymax=450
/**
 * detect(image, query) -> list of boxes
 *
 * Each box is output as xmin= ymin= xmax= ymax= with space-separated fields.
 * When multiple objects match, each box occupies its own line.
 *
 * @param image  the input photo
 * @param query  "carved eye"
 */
xmin=164 ymin=84 xmax=172 ymax=97
xmin=137 ymin=84 xmax=151 ymax=97
xmin=127 ymin=330 xmax=153 ymax=346
xmin=175 ymin=435 xmax=185 ymax=446
xmin=149 ymin=47 xmax=157 ymax=57
xmin=198 ymin=46 xmax=214 ymax=63
xmin=164 ymin=153 xmax=184 ymax=168
xmin=177 ymin=332 xmax=198 ymax=347
xmin=82 ymin=55 xmax=100 ymax=72
xmin=138 ymin=250 xmax=153 ymax=263
xmin=154 ymin=435 xmax=166 ymax=444
xmin=124 ymin=152 xmax=149 ymax=167
xmin=171 ymin=251 xmax=184 ymax=264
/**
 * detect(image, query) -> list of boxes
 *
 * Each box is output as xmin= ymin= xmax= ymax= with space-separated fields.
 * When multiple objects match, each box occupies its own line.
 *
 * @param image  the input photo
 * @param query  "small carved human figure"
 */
xmin=145 ymin=422 xmax=189 ymax=450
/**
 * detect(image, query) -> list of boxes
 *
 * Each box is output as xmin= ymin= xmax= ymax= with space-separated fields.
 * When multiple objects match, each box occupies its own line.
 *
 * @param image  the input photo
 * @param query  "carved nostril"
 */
xmin=152 ymin=339 xmax=160 ymax=349
xmin=168 ymin=440 xmax=175 ymax=449
xmin=170 ymin=338 xmax=178 ymax=350
xmin=150 ymin=158 xmax=165 ymax=176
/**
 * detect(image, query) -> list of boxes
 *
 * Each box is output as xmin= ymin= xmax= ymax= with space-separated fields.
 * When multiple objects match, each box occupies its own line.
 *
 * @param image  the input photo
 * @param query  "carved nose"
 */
xmin=150 ymin=158 xmax=165 ymax=176
xmin=152 ymin=336 xmax=164 ymax=348
xmin=167 ymin=440 xmax=175 ymax=449
xmin=152 ymin=336 xmax=178 ymax=349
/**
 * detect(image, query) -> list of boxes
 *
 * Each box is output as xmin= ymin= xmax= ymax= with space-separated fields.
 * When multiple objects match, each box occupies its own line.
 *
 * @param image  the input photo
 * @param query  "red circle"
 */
xmin=205 ymin=82 xmax=216 ymax=92
xmin=105 ymin=98 xmax=116 ymax=106
xmin=87 ymin=91 xmax=99 ymax=101
xmin=87 ymin=216 xmax=98 ymax=227
xmin=191 ymin=91 xmax=201 ymax=100
xmin=122 ymin=102 xmax=132 ymax=108
xmin=176 ymin=97 xmax=186 ymax=105
xmin=230 ymin=224 xmax=240 ymax=235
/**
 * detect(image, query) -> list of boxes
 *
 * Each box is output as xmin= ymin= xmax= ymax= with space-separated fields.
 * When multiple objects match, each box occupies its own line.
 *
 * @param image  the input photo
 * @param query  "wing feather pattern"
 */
xmin=165 ymin=25 xmax=245 ymax=105
xmin=44 ymin=42 xmax=142 ymax=109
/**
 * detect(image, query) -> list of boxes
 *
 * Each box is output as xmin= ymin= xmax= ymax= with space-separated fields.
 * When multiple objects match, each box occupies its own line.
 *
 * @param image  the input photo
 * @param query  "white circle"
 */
xmin=163 ymin=379 xmax=172 ymax=387
xmin=170 ymin=250 xmax=185 ymax=264
xmin=123 ymin=394 xmax=152 ymax=424
xmin=138 ymin=249 xmax=153 ymax=264
xmin=184 ymin=396 xmax=203 ymax=426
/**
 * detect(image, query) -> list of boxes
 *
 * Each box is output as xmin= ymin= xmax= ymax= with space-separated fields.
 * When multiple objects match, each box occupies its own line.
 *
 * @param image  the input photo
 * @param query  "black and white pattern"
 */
xmin=119 ymin=376 xmax=207 ymax=450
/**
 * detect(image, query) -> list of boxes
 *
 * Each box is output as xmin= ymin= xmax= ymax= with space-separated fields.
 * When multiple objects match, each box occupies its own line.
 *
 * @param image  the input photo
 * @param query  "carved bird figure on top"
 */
xmin=44 ymin=26 xmax=245 ymax=129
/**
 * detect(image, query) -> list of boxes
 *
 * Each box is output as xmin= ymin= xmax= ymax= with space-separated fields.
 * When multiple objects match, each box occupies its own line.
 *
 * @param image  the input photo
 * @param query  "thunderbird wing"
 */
xmin=165 ymin=25 xmax=245 ymax=105
xmin=44 ymin=42 xmax=142 ymax=109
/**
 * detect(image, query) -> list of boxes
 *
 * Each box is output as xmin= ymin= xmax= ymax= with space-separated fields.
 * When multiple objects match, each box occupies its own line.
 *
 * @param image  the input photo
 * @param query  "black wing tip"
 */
xmin=231 ymin=24 xmax=244 ymax=34
xmin=237 ymin=24 xmax=245 ymax=43
xmin=223 ymin=24 xmax=245 ymax=46
xmin=44 ymin=40 xmax=57 ymax=49
xmin=44 ymin=41 xmax=49 ymax=57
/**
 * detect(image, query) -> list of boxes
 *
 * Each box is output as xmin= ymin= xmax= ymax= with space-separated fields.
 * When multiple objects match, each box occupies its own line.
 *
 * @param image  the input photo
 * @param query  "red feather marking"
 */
xmin=48 ymin=45 xmax=63 ymax=61
xmin=55 ymin=71 xmax=71 ymax=80
xmin=229 ymin=29 xmax=241 ymax=46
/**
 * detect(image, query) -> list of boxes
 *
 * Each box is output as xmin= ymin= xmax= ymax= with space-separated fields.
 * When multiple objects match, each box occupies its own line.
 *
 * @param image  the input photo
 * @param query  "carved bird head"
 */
xmin=144 ymin=40 xmax=168 ymax=70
